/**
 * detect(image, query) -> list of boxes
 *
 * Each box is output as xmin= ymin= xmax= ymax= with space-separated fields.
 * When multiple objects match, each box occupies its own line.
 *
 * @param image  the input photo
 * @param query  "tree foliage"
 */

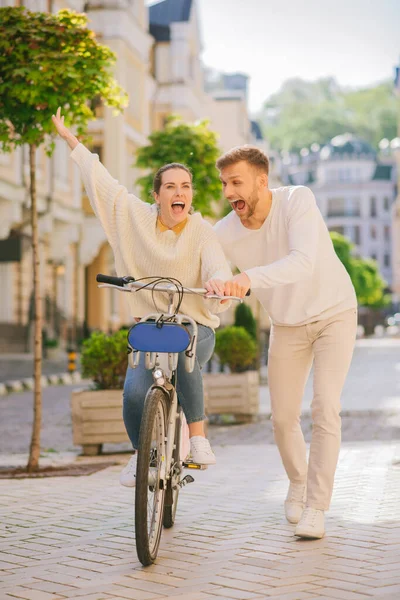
xmin=135 ymin=116 xmax=221 ymax=217
xmin=261 ymin=77 xmax=397 ymax=152
xmin=234 ymin=302 xmax=257 ymax=340
xmin=0 ymin=7 xmax=128 ymax=151
xmin=330 ymin=232 xmax=389 ymax=309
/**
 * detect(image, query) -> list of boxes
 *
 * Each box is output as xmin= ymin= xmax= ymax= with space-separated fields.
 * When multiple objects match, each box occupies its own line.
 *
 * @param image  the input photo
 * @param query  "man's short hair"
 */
xmin=216 ymin=145 xmax=269 ymax=175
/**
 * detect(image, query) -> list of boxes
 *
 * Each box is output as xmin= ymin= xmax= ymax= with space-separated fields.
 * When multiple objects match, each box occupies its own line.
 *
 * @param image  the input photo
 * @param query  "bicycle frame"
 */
xmin=98 ymin=278 xmax=244 ymax=479
xmin=98 ymin=280 xmax=201 ymax=482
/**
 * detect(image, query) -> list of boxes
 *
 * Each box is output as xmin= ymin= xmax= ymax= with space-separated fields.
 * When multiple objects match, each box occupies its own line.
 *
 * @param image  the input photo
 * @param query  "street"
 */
xmin=1 ymin=339 xmax=399 ymax=456
xmin=0 ymin=338 xmax=399 ymax=600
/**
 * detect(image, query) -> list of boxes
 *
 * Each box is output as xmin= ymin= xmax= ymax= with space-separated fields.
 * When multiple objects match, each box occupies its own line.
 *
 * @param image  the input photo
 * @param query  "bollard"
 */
xmin=67 ymin=347 xmax=77 ymax=373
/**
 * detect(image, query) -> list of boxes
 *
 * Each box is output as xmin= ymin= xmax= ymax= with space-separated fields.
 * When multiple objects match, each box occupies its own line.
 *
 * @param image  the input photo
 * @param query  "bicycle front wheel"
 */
xmin=163 ymin=408 xmax=183 ymax=529
xmin=135 ymin=387 xmax=168 ymax=566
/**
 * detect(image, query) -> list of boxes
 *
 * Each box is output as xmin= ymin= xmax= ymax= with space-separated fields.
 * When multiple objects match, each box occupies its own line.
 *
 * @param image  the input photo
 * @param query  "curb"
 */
xmin=208 ymin=408 xmax=400 ymax=425
xmin=0 ymin=372 xmax=82 ymax=396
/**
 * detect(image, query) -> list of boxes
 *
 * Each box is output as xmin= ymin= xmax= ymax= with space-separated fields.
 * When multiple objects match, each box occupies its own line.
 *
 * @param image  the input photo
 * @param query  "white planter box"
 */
xmin=46 ymin=347 xmax=63 ymax=361
xmin=203 ymin=371 xmax=260 ymax=422
xmin=71 ymin=388 xmax=128 ymax=455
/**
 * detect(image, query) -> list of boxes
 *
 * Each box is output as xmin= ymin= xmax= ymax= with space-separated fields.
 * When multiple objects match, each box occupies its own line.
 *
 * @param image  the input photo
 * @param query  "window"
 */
xmin=352 ymin=226 xmax=361 ymax=245
xmin=54 ymin=138 xmax=69 ymax=184
xmin=370 ymin=197 xmax=377 ymax=217
xmin=371 ymin=253 xmax=377 ymax=261
xmin=383 ymin=197 xmax=390 ymax=211
xmin=328 ymin=198 xmax=345 ymax=217
xmin=384 ymin=254 xmax=390 ymax=268
xmin=327 ymin=197 xmax=360 ymax=217
xmin=338 ymin=168 xmax=352 ymax=182
xmin=370 ymin=225 xmax=377 ymax=240
xmin=327 ymin=170 xmax=337 ymax=183
xmin=329 ymin=226 xmax=344 ymax=235
xmin=384 ymin=225 xmax=391 ymax=242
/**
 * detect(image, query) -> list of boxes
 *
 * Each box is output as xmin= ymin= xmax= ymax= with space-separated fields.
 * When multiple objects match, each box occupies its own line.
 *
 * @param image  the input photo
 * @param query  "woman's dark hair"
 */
xmin=152 ymin=163 xmax=193 ymax=195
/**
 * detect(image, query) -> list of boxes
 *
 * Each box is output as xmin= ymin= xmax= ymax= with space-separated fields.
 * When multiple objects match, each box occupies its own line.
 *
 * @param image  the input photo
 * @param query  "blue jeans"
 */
xmin=123 ymin=324 xmax=215 ymax=449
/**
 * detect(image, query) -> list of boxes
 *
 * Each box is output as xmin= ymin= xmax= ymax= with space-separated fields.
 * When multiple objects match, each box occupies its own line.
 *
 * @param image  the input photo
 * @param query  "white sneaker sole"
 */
xmin=294 ymin=528 xmax=325 ymax=539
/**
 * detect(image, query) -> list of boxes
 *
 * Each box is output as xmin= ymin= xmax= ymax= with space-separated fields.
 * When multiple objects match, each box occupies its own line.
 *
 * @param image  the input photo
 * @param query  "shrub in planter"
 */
xmin=81 ymin=329 xmax=128 ymax=389
xmin=234 ymin=303 xmax=257 ymax=340
xmin=214 ymin=326 xmax=257 ymax=373
xmin=44 ymin=338 xmax=59 ymax=348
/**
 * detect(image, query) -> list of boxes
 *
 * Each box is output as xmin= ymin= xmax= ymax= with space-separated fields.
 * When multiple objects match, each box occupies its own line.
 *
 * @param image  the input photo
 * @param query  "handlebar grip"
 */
xmin=96 ymin=274 xmax=133 ymax=287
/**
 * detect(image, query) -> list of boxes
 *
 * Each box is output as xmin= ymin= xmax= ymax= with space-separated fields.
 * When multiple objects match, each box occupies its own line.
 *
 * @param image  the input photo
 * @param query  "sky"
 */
xmin=194 ymin=0 xmax=400 ymax=114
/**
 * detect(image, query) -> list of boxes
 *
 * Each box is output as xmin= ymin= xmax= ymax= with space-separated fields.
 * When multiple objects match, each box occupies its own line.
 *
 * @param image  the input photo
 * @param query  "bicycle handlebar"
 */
xmin=96 ymin=274 xmax=251 ymax=297
xmin=96 ymin=274 xmax=134 ymax=287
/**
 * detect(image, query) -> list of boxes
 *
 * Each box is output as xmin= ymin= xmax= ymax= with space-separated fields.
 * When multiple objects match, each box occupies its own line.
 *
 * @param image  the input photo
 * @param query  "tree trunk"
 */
xmin=27 ymin=144 xmax=42 ymax=472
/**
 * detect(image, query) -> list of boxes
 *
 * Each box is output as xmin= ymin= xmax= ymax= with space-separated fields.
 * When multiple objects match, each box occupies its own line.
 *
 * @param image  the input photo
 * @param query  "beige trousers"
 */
xmin=268 ymin=308 xmax=357 ymax=511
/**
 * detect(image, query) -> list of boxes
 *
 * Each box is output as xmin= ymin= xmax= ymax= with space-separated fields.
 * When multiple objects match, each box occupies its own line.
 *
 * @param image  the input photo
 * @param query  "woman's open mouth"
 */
xmin=231 ymin=199 xmax=246 ymax=212
xmin=171 ymin=201 xmax=185 ymax=214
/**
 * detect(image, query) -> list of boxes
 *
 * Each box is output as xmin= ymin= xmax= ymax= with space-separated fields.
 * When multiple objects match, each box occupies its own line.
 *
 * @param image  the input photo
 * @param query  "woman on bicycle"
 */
xmin=52 ymin=108 xmax=238 ymax=486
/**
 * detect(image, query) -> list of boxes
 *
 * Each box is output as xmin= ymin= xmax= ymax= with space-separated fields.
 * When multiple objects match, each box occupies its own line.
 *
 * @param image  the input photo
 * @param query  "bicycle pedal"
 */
xmin=178 ymin=474 xmax=195 ymax=488
xmin=182 ymin=461 xmax=208 ymax=470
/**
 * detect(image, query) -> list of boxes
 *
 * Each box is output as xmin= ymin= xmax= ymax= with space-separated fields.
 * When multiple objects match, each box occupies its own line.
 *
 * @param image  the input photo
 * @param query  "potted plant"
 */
xmin=71 ymin=329 xmax=130 ymax=455
xmin=203 ymin=326 xmax=260 ymax=422
xmin=44 ymin=338 xmax=61 ymax=361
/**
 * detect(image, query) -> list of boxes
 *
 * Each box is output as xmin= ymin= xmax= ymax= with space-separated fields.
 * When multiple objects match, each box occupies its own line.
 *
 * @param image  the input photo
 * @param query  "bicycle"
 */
xmin=96 ymin=273 xmax=246 ymax=566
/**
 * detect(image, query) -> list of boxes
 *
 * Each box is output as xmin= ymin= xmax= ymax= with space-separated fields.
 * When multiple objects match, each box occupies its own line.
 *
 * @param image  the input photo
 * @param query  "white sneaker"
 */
xmin=284 ymin=482 xmax=306 ymax=524
xmin=295 ymin=507 xmax=325 ymax=539
xmin=189 ymin=436 xmax=216 ymax=465
xmin=119 ymin=454 xmax=137 ymax=487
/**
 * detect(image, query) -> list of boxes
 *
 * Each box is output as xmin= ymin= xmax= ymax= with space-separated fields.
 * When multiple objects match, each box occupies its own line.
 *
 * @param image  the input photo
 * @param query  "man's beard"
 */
xmin=240 ymin=188 xmax=259 ymax=220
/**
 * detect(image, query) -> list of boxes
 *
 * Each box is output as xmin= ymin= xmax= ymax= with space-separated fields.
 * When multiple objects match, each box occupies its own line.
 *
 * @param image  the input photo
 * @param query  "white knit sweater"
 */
xmin=71 ymin=143 xmax=232 ymax=329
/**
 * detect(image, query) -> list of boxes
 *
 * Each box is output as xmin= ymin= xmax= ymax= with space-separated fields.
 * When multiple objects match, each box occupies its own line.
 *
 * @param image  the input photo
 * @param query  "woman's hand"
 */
xmin=51 ymin=107 xmax=79 ymax=150
xmin=204 ymin=278 xmax=230 ymax=304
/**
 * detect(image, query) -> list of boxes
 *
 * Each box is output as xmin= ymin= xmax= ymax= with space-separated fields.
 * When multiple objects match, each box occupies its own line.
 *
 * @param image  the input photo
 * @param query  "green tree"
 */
xmin=261 ymin=77 xmax=397 ymax=152
xmin=330 ymin=232 xmax=389 ymax=309
xmin=135 ymin=116 xmax=221 ymax=217
xmin=0 ymin=7 xmax=127 ymax=471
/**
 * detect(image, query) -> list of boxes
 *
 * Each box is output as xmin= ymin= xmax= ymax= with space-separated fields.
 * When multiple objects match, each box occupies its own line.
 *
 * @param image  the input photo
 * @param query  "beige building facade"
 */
xmin=391 ymin=138 xmax=400 ymax=304
xmin=0 ymin=0 xmax=271 ymax=352
xmin=0 ymin=0 xmax=153 ymax=350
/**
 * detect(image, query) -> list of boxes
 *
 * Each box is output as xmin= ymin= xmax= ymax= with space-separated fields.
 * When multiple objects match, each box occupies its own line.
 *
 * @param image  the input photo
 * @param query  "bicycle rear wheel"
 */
xmin=135 ymin=387 xmax=168 ymax=566
xmin=163 ymin=408 xmax=183 ymax=528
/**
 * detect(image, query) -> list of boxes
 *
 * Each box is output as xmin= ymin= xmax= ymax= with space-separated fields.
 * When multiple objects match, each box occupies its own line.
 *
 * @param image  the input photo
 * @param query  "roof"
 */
xmin=320 ymin=133 xmax=376 ymax=160
xmin=251 ymin=121 xmax=263 ymax=140
xmin=372 ymin=164 xmax=393 ymax=181
xmin=149 ymin=0 xmax=193 ymax=41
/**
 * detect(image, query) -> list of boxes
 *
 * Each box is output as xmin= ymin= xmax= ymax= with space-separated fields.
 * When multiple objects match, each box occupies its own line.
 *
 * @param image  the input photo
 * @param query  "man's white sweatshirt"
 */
xmin=214 ymin=185 xmax=357 ymax=326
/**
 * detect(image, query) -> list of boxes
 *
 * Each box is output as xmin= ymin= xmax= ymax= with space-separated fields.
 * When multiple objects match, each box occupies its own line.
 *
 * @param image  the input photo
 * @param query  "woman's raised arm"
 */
xmin=51 ymin=107 xmax=144 ymax=249
xmin=52 ymin=107 xmax=79 ymax=150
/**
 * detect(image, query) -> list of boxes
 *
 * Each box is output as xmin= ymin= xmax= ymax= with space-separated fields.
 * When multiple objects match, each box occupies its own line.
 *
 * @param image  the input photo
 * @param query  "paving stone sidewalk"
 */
xmin=1 ymin=440 xmax=400 ymax=600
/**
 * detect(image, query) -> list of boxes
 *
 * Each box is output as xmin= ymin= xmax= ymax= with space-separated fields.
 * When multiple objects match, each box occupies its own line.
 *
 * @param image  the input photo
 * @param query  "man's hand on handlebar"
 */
xmin=223 ymin=272 xmax=251 ymax=299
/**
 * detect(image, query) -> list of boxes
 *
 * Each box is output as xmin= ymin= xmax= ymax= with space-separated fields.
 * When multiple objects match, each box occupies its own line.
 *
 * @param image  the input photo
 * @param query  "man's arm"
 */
xmin=224 ymin=187 xmax=319 ymax=297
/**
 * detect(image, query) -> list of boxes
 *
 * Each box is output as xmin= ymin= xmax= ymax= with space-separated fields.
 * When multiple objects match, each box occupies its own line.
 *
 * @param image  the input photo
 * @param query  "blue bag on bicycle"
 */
xmin=127 ymin=321 xmax=191 ymax=353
